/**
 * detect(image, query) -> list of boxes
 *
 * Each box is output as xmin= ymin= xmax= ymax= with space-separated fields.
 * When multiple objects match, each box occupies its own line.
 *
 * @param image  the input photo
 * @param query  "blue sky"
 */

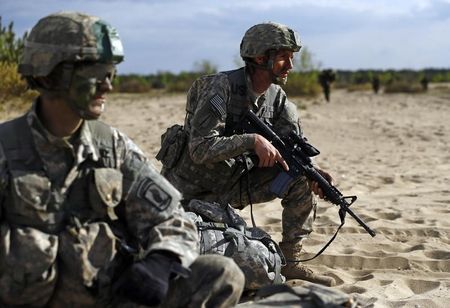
xmin=2 ymin=0 xmax=449 ymax=74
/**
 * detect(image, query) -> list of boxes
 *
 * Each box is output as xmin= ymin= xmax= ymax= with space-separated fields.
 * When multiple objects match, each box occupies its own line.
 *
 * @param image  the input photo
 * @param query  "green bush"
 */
xmin=384 ymin=81 xmax=423 ymax=93
xmin=346 ymin=83 xmax=372 ymax=92
xmin=0 ymin=61 xmax=26 ymax=97
xmin=115 ymin=75 xmax=152 ymax=93
xmin=0 ymin=17 xmax=27 ymax=63
xmin=282 ymin=71 xmax=321 ymax=97
xmin=0 ymin=16 xmax=35 ymax=110
xmin=0 ymin=61 xmax=37 ymax=110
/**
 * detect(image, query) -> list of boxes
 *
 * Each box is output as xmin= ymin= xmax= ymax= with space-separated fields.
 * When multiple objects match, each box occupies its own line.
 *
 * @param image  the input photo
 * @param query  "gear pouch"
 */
xmin=8 ymin=171 xmax=51 ymax=227
xmin=156 ymin=124 xmax=187 ymax=169
xmin=89 ymin=168 xmax=123 ymax=220
xmin=0 ymin=224 xmax=58 ymax=306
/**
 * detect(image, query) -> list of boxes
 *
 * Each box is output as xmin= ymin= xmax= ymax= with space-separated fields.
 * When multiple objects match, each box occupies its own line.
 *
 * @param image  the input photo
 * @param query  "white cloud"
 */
xmin=2 ymin=0 xmax=449 ymax=73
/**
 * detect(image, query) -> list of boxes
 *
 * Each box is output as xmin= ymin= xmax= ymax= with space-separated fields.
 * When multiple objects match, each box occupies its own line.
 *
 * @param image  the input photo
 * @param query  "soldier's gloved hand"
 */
xmin=113 ymin=252 xmax=180 ymax=306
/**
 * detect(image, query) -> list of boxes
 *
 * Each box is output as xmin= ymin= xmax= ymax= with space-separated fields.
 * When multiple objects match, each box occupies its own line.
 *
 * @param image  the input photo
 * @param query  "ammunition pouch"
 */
xmin=156 ymin=124 xmax=187 ymax=169
xmin=174 ymin=152 xmax=252 ymax=196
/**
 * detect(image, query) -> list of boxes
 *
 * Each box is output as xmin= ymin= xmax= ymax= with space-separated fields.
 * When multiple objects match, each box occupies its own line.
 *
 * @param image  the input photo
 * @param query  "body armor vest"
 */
xmin=167 ymin=69 xmax=290 ymax=196
xmin=223 ymin=67 xmax=285 ymax=136
xmin=0 ymin=116 xmax=118 ymax=234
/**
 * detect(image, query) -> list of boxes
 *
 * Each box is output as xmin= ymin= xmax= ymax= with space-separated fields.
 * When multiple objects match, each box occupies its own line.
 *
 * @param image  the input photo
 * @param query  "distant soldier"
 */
xmin=420 ymin=76 xmax=429 ymax=91
xmin=318 ymin=69 xmax=336 ymax=102
xmin=372 ymin=75 xmax=380 ymax=94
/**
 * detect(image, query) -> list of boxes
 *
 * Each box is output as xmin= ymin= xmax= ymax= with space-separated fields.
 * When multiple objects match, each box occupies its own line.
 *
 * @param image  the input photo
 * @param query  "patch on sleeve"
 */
xmin=136 ymin=178 xmax=172 ymax=211
xmin=209 ymin=94 xmax=226 ymax=119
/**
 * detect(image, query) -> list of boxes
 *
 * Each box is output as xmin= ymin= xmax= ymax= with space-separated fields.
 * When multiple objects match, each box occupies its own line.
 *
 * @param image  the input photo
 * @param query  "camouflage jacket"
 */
xmin=163 ymin=67 xmax=303 ymax=199
xmin=0 ymin=99 xmax=199 ymax=307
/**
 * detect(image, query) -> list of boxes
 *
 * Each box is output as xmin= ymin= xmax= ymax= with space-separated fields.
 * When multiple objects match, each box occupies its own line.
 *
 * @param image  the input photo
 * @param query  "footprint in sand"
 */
xmin=404 ymin=218 xmax=425 ymax=224
xmin=340 ymin=285 xmax=367 ymax=294
xmin=423 ymin=250 xmax=450 ymax=260
xmin=373 ymin=210 xmax=402 ymax=220
xmin=309 ymin=254 xmax=411 ymax=270
xmin=262 ymin=217 xmax=281 ymax=225
xmin=404 ymin=244 xmax=426 ymax=252
xmin=355 ymin=273 xmax=375 ymax=281
xmin=405 ymin=279 xmax=441 ymax=294
xmin=379 ymin=280 xmax=394 ymax=286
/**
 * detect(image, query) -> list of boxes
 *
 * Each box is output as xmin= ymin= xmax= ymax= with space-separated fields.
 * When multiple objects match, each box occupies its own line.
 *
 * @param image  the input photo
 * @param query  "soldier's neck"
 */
xmin=38 ymin=96 xmax=83 ymax=138
xmin=249 ymin=69 xmax=271 ymax=94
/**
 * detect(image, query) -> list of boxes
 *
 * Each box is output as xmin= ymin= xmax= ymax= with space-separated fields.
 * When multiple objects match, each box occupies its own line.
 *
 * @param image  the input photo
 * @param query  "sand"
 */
xmin=3 ymin=86 xmax=449 ymax=307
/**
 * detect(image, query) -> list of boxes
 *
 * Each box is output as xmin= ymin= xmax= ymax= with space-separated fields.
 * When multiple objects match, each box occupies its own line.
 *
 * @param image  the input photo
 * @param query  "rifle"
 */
xmin=241 ymin=110 xmax=376 ymax=238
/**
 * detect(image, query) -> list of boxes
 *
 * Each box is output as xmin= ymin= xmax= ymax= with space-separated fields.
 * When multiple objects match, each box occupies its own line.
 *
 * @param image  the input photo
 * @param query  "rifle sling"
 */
xmin=286 ymin=207 xmax=346 ymax=263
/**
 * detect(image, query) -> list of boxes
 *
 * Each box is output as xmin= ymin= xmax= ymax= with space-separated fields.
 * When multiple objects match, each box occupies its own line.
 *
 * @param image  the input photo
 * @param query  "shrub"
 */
xmin=346 ymin=83 xmax=372 ymax=92
xmin=0 ymin=61 xmax=26 ymax=97
xmin=0 ymin=17 xmax=36 ymax=111
xmin=115 ymin=76 xmax=152 ymax=93
xmin=0 ymin=17 xmax=27 ymax=63
xmin=384 ymin=81 xmax=423 ymax=93
xmin=0 ymin=61 xmax=37 ymax=108
xmin=282 ymin=71 xmax=321 ymax=97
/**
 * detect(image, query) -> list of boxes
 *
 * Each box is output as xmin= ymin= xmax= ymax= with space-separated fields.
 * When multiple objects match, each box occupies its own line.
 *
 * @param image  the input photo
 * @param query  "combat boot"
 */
xmin=279 ymin=242 xmax=336 ymax=287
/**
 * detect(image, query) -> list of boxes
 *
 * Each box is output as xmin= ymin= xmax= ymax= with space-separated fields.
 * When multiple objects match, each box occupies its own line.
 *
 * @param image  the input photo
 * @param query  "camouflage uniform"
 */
xmin=0 ymin=103 xmax=246 ymax=307
xmin=0 ymin=11 xmax=244 ymax=307
xmin=162 ymin=68 xmax=317 ymax=243
xmin=160 ymin=22 xmax=335 ymax=287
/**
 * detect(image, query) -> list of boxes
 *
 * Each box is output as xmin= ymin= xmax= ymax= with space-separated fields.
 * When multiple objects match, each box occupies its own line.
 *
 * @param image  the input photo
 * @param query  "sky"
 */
xmin=2 ymin=0 xmax=450 ymax=74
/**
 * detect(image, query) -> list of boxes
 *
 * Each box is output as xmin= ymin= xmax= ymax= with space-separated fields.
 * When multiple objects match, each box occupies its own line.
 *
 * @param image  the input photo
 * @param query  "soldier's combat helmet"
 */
xmin=240 ymin=22 xmax=301 ymax=85
xmin=240 ymin=22 xmax=301 ymax=59
xmin=18 ymin=11 xmax=124 ymax=80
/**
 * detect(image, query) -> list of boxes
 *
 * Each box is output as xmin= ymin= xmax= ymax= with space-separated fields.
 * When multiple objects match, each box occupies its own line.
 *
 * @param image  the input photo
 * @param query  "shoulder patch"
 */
xmin=137 ymin=178 xmax=172 ymax=211
xmin=209 ymin=94 xmax=226 ymax=119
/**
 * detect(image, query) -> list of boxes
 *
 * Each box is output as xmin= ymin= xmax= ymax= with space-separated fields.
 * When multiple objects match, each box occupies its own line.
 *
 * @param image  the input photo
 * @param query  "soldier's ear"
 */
xmin=29 ymin=76 xmax=53 ymax=90
xmin=254 ymin=55 xmax=266 ymax=65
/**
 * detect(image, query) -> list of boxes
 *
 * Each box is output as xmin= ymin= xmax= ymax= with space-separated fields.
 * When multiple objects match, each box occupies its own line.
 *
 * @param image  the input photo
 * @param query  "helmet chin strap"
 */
xmin=272 ymin=74 xmax=288 ymax=85
xmin=69 ymin=103 xmax=99 ymax=120
xmin=246 ymin=51 xmax=287 ymax=85
xmin=266 ymin=54 xmax=288 ymax=85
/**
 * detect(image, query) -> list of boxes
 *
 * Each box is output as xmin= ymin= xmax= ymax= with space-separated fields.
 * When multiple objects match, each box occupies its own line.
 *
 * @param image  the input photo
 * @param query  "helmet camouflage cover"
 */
xmin=240 ymin=22 xmax=301 ymax=58
xmin=19 ymin=11 xmax=124 ymax=77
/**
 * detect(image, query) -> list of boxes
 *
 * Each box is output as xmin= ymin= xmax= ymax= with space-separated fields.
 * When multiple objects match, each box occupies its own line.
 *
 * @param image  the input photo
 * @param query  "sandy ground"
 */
xmin=102 ymin=86 xmax=450 ymax=308
xmin=2 ymin=86 xmax=449 ymax=307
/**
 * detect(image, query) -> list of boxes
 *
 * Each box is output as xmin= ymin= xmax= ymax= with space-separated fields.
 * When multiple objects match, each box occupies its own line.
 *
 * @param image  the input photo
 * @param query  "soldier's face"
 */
xmin=272 ymin=50 xmax=294 ymax=79
xmin=66 ymin=63 xmax=116 ymax=120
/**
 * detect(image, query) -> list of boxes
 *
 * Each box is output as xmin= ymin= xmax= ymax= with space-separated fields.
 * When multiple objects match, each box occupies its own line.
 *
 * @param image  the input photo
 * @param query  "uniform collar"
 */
xmin=26 ymin=98 xmax=99 ymax=163
xmin=244 ymin=67 xmax=266 ymax=108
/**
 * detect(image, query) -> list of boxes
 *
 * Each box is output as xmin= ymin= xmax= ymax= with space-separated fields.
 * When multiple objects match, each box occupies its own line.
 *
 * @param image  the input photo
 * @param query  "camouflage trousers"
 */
xmin=222 ymin=166 xmax=317 ymax=244
xmin=159 ymin=255 xmax=244 ymax=308
xmin=58 ymin=255 xmax=244 ymax=308
xmin=171 ymin=165 xmax=318 ymax=244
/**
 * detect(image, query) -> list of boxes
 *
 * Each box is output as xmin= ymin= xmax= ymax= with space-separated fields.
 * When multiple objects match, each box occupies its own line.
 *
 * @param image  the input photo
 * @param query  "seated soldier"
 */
xmin=0 ymin=11 xmax=244 ymax=307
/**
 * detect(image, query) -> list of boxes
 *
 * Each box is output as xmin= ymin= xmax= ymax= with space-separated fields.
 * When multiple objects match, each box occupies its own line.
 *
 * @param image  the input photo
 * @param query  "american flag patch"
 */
xmin=209 ymin=94 xmax=226 ymax=119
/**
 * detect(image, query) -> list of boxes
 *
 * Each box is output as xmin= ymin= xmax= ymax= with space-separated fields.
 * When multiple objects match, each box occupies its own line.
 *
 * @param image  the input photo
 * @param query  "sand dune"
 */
xmin=3 ymin=86 xmax=448 ymax=307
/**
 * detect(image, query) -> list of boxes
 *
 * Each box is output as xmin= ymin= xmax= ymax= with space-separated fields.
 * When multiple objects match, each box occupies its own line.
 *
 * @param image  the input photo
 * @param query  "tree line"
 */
xmin=1 ymin=16 xmax=449 ymax=108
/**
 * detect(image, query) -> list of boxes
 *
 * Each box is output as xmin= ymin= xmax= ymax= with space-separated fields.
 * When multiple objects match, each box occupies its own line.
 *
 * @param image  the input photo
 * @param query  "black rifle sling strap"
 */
xmin=288 ymin=207 xmax=346 ymax=263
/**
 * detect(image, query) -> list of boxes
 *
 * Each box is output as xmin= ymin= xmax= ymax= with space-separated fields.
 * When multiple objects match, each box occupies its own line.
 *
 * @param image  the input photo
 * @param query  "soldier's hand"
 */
xmin=112 ymin=252 xmax=178 ymax=306
xmin=254 ymin=134 xmax=289 ymax=171
xmin=311 ymin=168 xmax=334 ymax=199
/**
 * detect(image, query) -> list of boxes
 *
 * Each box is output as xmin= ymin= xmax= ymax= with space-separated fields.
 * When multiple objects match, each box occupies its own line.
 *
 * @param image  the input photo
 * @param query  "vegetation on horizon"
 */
xmin=0 ymin=17 xmax=37 ymax=111
xmin=1 ymin=15 xmax=450 ymax=111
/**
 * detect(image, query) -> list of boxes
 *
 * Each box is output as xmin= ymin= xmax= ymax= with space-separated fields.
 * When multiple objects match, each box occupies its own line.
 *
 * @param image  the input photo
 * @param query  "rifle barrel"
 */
xmin=243 ymin=110 xmax=376 ymax=237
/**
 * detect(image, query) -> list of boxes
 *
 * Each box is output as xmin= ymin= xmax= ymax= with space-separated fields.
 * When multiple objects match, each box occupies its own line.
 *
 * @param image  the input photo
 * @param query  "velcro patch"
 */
xmin=137 ymin=178 xmax=172 ymax=211
xmin=209 ymin=94 xmax=226 ymax=119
